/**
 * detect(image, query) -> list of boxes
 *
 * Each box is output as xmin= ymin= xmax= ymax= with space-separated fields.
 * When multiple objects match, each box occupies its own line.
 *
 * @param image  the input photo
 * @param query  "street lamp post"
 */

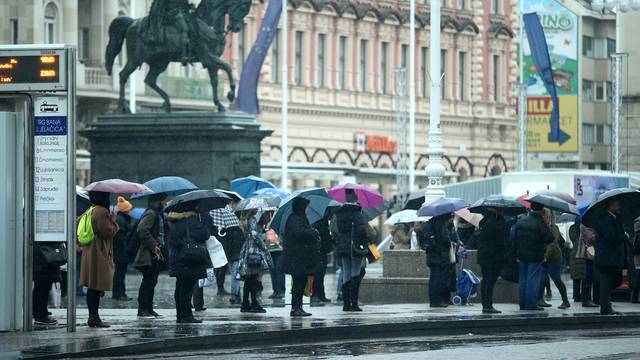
xmin=281 ymin=0 xmax=289 ymax=191
xmin=424 ymin=0 xmax=446 ymax=203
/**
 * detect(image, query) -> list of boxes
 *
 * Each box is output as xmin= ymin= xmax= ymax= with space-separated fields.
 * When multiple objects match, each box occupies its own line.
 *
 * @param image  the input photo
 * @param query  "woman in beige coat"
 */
xmin=80 ymin=191 xmax=118 ymax=328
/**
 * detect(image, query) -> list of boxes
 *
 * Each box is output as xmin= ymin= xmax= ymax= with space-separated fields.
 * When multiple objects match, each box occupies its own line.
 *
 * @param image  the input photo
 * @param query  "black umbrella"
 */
xmin=468 ymin=195 xmax=527 ymax=216
xmin=76 ymin=187 xmax=91 ymax=216
xmin=582 ymin=188 xmax=640 ymax=228
xmin=525 ymin=194 xmax=579 ymax=215
xmin=403 ymin=190 xmax=426 ymax=210
xmin=163 ymin=190 xmax=232 ymax=212
xmin=362 ymin=201 xmax=390 ymax=222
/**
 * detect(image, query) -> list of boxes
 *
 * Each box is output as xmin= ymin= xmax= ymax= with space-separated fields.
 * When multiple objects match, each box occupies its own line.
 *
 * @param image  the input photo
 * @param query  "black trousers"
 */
xmin=86 ymin=288 xmax=101 ymax=318
xmin=138 ymin=262 xmax=159 ymax=310
xmin=631 ymin=269 xmax=640 ymax=301
xmin=33 ymin=281 xmax=53 ymax=319
xmin=192 ymin=281 xmax=204 ymax=310
xmin=598 ymin=267 xmax=615 ymax=313
xmin=291 ymin=275 xmax=307 ymax=310
xmin=312 ymin=255 xmax=328 ymax=299
xmin=429 ymin=264 xmax=453 ymax=306
xmin=242 ymin=274 xmax=259 ymax=306
xmin=480 ymin=266 xmax=500 ymax=310
xmin=175 ymin=276 xmax=195 ymax=320
xmin=214 ymin=265 xmax=227 ymax=292
xmin=112 ymin=262 xmax=128 ymax=297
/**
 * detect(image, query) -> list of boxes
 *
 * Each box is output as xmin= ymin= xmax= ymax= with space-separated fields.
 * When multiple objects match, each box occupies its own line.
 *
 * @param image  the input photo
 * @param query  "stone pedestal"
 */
xmin=81 ymin=112 xmax=272 ymax=189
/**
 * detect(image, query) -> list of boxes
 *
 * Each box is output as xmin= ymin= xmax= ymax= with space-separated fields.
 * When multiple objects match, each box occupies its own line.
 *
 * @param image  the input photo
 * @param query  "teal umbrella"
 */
xmin=270 ymin=188 xmax=332 ymax=235
xmin=130 ymin=176 xmax=198 ymax=199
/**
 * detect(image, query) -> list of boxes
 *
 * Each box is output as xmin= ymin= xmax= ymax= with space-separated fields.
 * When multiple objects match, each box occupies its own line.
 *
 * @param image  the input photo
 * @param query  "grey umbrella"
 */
xmin=468 ymin=195 xmax=527 ymax=216
xmin=163 ymin=190 xmax=232 ymax=212
xmin=582 ymin=188 xmax=640 ymax=228
xmin=525 ymin=194 xmax=579 ymax=215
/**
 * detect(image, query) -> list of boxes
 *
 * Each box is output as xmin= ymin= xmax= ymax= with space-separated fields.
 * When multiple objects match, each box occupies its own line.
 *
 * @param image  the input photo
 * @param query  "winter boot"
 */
xmin=342 ymin=281 xmax=351 ymax=311
xmin=349 ymin=277 xmax=363 ymax=312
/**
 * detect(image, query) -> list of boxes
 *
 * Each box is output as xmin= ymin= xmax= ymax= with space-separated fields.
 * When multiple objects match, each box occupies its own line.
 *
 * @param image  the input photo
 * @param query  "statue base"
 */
xmin=81 ymin=112 xmax=272 ymax=190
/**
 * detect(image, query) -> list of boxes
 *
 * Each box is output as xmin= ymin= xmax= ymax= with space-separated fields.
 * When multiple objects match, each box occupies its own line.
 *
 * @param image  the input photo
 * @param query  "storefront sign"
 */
xmin=354 ymin=133 xmax=397 ymax=153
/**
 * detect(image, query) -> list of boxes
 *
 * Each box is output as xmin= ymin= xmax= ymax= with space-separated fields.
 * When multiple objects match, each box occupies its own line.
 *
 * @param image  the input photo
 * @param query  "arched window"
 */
xmin=44 ymin=3 xmax=59 ymax=44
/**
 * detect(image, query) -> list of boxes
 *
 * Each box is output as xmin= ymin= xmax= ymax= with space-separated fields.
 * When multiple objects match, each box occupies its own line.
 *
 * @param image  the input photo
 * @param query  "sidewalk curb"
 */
xmin=24 ymin=313 xmax=640 ymax=359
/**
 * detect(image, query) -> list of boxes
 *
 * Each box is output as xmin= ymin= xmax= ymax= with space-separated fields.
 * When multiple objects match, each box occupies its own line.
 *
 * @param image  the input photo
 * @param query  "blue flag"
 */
xmin=235 ymin=0 xmax=282 ymax=114
xmin=524 ymin=12 xmax=570 ymax=145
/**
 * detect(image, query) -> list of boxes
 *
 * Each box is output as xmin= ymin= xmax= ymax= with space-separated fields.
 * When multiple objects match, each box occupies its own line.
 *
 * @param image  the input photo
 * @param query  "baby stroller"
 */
xmin=452 ymin=249 xmax=481 ymax=305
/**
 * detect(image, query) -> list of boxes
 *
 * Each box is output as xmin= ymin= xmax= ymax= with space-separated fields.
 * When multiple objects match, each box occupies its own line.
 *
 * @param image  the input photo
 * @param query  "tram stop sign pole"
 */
xmin=0 ymin=44 xmax=77 ymax=332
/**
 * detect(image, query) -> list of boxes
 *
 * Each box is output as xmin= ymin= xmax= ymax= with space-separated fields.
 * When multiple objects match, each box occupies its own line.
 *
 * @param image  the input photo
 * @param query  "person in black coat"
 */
xmin=167 ymin=204 xmax=211 ymax=324
xmin=283 ymin=197 xmax=322 ymax=317
xmin=311 ymin=209 xmax=335 ymax=306
xmin=476 ymin=209 xmax=506 ymax=314
xmin=513 ymin=202 xmax=554 ymax=310
xmin=419 ymin=213 xmax=459 ymax=308
xmin=594 ymin=199 xmax=628 ymax=315
xmin=112 ymin=196 xmax=134 ymax=301
xmin=33 ymin=243 xmax=63 ymax=325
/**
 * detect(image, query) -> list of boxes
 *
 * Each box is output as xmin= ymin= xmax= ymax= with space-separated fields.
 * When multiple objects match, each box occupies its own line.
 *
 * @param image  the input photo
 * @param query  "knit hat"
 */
xmin=117 ymin=196 xmax=132 ymax=213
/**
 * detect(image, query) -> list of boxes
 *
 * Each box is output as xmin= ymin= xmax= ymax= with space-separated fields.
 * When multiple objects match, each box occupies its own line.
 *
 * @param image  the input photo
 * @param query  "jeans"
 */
xmin=112 ymin=262 xmax=128 ymax=297
xmin=269 ymin=252 xmax=286 ymax=295
xmin=33 ymin=281 xmax=53 ymax=319
xmin=229 ymin=261 xmax=241 ymax=297
xmin=138 ymin=261 xmax=160 ymax=311
xmin=291 ymin=275 xmax=307 ymax=310
xmin=429 ymin=264 xmax=453 ymax=306
xmin=312 ymin=255 xmax=328 ymax=299
xmin=518 ymin=261 xmax=543 ymax=309
xmin=337 ymin=269 xmax=344 ymax=295
xmin=539 ymin=260 xmax=568 ymax=304
xmin=480 ymin=266 xmax=500 ymax=310
xmin=175 ymin=276 xmax=195 ymax=320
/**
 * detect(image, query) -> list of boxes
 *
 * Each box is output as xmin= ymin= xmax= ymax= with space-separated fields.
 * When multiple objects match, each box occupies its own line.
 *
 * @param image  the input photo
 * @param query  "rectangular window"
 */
xmin=582 ymin=123 xmax=595 ymax=145
xmin=380 ymin=42 xmax=389 ymax=94
xmin=401 ymin=44 xmax=408 ymax=69
xmin=604 ymin=125 xmax=612 ymax=145
xmin=420 ymin=47 xmax=427 ymax=97
xmin=582 ymin=79 xmax=593 ymax=101
xmin=79 ymin=28 xmax=90 ymax=61
xmin=360 ymin=39 xmax=368 ymax=91
xmin=606 ymin=81 xmax=612 ymax=100
xmin=338 ymin=36 xmax=346 ymax=90
xmin=271 ymin=30 xmax=279 ymax=83
xmin=460 ymin=0 xmax=466 ymax=9
xmin=295 ymin=31 xmax=303 ymax=86
xmin=594 ymin=38 xmax=606 ymax=59
xmin=441 ymin=49 xmax=447 ymax=99
xmin=607 ymin=38 xmax=616 ymax=57
xmin=238 ymin=25 xmax=246 ymax=74
xmin=491 ymin=0 xmax=500 ymax=14
xmin=596 ymin=124 xmax=604 ymax=144
xmin=10 ymin=19 xmax=18 ymax=44
xmin=458 ymin=51 xmax=466 ymax=101
xmin=45 ymin=22 xmax=55 ymax=44
xmin=493 ymin=55 xmax=500 ymax=102
xmin=317 ymin=33 xmax=326 ymax=88
xmin=595 ymin=81 xmax=605 ymax=101
xmin=583 ymin=36 xmax=593 ymax=57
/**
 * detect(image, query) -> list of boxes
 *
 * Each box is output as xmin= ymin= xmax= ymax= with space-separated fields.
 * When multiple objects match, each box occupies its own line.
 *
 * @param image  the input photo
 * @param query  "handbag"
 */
xmin=247 ymin=253 xmax=263 ymax=266
xmin=206 ymin=236 xmax=228 ymax=268
xmin=39 ymin=243 xmax=68 ymax=267
xmin=179 ymin=238 xmax=209 ymax=265
xmin=350 ymin=223 xmax=369 ymax=257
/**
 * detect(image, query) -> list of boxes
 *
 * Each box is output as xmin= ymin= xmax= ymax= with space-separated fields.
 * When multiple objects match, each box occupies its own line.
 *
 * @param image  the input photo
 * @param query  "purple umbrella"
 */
xmin=83 ymin=179 xmax=153 ymax=194
xmin=328 ymin=183 xmax=384 ymax=209
xmin=417 ymin=197 xmax=469 ymax=218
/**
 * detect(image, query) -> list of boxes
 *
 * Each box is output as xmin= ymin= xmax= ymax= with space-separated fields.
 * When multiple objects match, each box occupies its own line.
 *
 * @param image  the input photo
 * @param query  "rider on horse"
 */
xmin=144 ymin=0 xmax=192 ymax=64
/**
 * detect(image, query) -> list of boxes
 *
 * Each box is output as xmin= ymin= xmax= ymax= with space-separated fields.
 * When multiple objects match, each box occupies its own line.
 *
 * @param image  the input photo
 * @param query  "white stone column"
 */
xmin=62 ymin=0 xmax=78 ymax=46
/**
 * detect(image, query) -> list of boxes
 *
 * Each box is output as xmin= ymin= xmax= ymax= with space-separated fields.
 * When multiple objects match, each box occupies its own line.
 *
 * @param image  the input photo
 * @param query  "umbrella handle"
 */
xmin=217 ymin=226 xmax=227 ymax=237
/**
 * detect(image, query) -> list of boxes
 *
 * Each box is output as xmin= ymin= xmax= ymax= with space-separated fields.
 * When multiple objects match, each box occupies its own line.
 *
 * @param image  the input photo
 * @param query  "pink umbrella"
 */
xmin=455 ymin=208 xmax=483 ymax=228
xmin=328 ymin=183 xmax=384 ymax=208
xmin=83 ymin=179 xmax=153 ymax=194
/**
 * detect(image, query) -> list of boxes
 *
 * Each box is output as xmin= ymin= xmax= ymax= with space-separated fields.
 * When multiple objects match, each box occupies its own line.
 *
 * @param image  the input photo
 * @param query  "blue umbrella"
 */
xmin=131 ymin=176 xmax=198 ymax=199
xmin=231 ymin=175 xmax=276 ymax=198
xmin=270 ymin=188 xmax=332 ymax=235
xmin=417 ymin=197 xmax=469 ymax=218
xmin=251 ymin=187 xmax=289 ymax=200
xmin=129 ymin=207 xmax=146 ymax=220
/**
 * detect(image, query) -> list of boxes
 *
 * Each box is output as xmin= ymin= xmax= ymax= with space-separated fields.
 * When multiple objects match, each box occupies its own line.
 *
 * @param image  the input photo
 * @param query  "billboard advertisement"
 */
xmin=520 ymin=0 xmax=579 ymax=153
xmin=574 ymin=175 xmax=629 ymax=206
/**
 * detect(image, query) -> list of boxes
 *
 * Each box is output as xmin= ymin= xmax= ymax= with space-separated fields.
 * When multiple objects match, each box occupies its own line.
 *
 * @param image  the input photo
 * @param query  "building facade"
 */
xmin=0 ymin=0 xmax=519 ymax=194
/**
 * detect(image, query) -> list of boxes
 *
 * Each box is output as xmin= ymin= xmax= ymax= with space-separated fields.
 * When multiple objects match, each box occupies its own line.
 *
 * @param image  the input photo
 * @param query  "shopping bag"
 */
xmin=206 ymin=236 xmax=228 ymax=268
xmin=366 ymin=243 xmax=381 ymax=263
xmin=304 ymin=276 xmax=314 ymax=297
xmin=198 ymin=268 xmax=215 ymax=288
xmin=48 ymin=283 xmax=62 ymax=308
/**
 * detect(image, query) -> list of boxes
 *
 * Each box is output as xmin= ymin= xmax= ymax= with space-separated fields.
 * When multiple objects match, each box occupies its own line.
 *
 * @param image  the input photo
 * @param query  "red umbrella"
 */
xmin=517 ymin=194 xmax=531 ymax=209
xmin=83 ymin=179 xmax=153 ymax=194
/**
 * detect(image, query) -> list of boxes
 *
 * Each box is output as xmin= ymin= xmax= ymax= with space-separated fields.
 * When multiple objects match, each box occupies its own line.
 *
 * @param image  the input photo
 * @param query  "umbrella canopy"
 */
xmin=455 ymin=208 xmax=483 ymax=228
xmin=328 ymin=183 xmax=384 ymax=208
xmin=525 ymin=194 xmax=579 ymax=215
xmin=253 ymin=194 xmax=282 ymax=209
xmin=270 ymin=188 xmax=332 ymax=235
xmin=251 ymin=187 xmax=289 ymax=200
xmin=130 ymin=176 xmax=198 ymax=199
xmin=362 ymin=204 xmax=387 ymax=222
xmin=83 ymin=179 xmax=152 ymax=194
xmin=557 ymin=203 xmax=590 ymax=224
xmin=385 ymin=210 xmax=418 ymax=225
xmin=582 ymin=188 xmax=640 ymax=227
xmin=517 ymin=194 xmax=532 ymax=209
xmin=231 ymin=176 xmax=276 ymax=198
xmin=402 ymin=189 xmax=428 ymax=210
xmin=417 ymin=197 xmax=469 ymax=218
xmin=215 ymin=189 xmax=244 ymax=203
xmin=163 ymin=190 xmax=231 ymax=213
xmin=535 ymin=189 xmax=577 ymax=205
xmin=129 ymin=207 xmax=146 ymax=220
xmin=235 ymin=197 xmax=273 ymax=212
xmin=210 ymin=207 xmax=241 ymax=228
xmin=468 ymin=195 xmax=527 ymax=216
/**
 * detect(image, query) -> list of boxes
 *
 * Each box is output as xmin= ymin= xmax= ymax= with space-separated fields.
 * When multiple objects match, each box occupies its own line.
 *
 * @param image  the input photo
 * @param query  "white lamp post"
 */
xmin=281 ymin=0 xmax=289 ymax=191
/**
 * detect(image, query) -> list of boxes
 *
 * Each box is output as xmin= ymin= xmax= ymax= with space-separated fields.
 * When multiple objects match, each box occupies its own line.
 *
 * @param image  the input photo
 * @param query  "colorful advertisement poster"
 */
xmin=520 ymin=0 xmax=579 ymax=153
xmin=574 ymin=175 xmax=628 ymax=206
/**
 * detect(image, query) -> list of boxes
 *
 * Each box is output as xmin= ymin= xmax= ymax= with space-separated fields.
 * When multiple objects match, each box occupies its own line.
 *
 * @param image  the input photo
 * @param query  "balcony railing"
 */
xmin=78 ymin=66 xmax=114 ymax=91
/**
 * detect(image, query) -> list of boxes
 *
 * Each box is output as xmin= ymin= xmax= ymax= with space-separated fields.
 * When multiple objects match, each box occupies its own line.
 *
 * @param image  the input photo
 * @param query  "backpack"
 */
xmin=77 ymin=206 xmax=96 ymax=246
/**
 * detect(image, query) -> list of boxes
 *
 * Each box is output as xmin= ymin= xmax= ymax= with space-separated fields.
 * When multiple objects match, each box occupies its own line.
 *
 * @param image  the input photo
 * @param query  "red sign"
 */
xmin=354 ymin=133 xmax=397 ymax=153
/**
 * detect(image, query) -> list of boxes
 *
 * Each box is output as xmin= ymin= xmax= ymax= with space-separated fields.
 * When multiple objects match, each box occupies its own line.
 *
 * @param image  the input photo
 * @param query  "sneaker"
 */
xmin=195 ymin=307 xmax=207 ymax=312
xmin=558 ymin=302 xmax=571 ymax=310
xmin=538 ymin=301 xmax=552 ymax=308
xmin=290 ymin=309 xmax=312 ymax=317
xmin=34 ymin=317 xmax=57 ymax=326
xmin=137 ymin=310 xmax=155 ymax=319
xmin=320 ymin=297 xmax=332 ymax=303
xmin=249 ymin=303 xmax=267 ymax=313
xmin=177 ymin=317 xmax=203 ymax=324
xmin=148 ymin=309 xmax=163 ymax=317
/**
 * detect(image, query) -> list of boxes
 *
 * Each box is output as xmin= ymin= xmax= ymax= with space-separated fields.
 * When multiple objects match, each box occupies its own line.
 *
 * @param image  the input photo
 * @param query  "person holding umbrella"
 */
xmin=311 ymin=208 xmax=335 ymax=306
xmin=112 ymin=196 xmax=134 ymax=301
xmin=475 ymin=208 xmax=506 ymax=314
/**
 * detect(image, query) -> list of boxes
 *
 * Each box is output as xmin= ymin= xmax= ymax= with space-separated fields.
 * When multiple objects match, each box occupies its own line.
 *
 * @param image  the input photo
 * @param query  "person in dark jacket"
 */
xmin=33 ymin=243 xmax=64 ymax=325
xmin=238 ymin=210 xmax=274 ymax=313
xmin=134 ymin=193 xmax=167 ymax=318
xmin=419 ymin=213 xmax=458 ymax=308
xmin=457 ymin=218 xmax=478 ymax=249
xmin=476 ymin=208 xmax=506 ymax=314
xmin=594 ymin=199 xmax=627 ymax=315
xmin=334 ymin=192 xmax=369 ymax=312
xmin=311 ymin=209 xmax=335 ymax=306
xmin=167 ymin=203 xmax=211 ymax=324
xmin=513 ymin=202 xmax=554 ymax=310
xmin=112 ymin=196 xmax=134 ymax=301
xmin=283 ymin=198 xmax=323 ymax=316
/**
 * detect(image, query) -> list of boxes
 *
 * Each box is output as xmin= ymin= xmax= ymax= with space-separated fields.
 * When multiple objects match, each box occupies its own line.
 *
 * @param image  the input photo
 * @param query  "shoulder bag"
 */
xmin=39 ymin=243 xmax=68 ymax=267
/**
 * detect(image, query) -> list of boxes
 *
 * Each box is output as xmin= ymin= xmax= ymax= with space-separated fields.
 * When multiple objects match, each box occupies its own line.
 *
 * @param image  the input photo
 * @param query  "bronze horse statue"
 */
xmin=105 ymin=0 xmax=252 ymax=113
